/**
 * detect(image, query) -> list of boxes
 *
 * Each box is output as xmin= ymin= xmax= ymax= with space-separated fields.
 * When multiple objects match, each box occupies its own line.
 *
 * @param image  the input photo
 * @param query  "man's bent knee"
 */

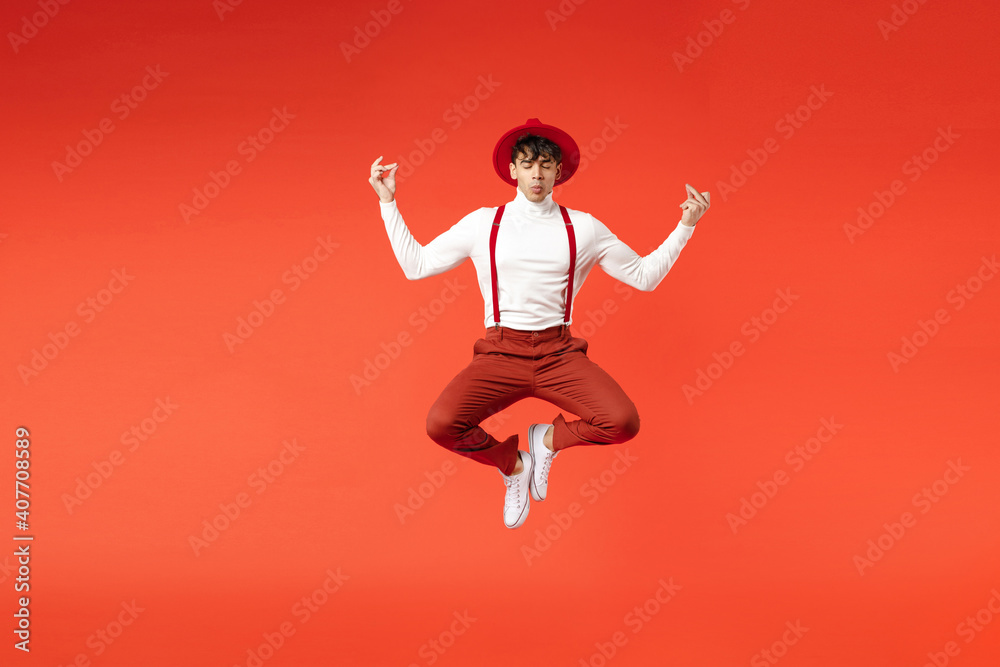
xmin=619 ymin=409 xmax=640 ymax=441
xmin=603 ymin=406 xmax=640 ymax=443
xmin=426 ymin=406 xmax=457 ymax=445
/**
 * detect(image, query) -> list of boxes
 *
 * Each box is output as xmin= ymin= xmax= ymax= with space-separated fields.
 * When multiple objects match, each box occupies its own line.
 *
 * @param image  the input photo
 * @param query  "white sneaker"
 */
xmin=499 ymin=450 xmax=532 ymax=529
xmin=528 ymin=423 xmax=557 ymax=502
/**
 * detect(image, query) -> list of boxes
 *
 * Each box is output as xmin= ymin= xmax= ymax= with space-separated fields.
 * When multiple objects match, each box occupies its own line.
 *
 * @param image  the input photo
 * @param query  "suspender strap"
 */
xmin=559 ymin=205 xmax=576 ymax=327
xmin=488 ymin=203 xmax=577 ymax=329
xmin=489 ymin=205 xmax=505 ymax=329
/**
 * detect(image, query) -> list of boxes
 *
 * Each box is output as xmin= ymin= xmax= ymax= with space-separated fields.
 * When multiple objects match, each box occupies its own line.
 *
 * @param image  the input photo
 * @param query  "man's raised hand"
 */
xmin=679 ymin=184 xmax=710 ymax=227
xmin=370 ymin=156 xmax=398 ymax=203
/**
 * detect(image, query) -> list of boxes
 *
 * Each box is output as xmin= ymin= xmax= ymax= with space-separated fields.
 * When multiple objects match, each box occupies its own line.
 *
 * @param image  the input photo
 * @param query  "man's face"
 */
xmin=509 ymin=150 xmax=562 ymax=203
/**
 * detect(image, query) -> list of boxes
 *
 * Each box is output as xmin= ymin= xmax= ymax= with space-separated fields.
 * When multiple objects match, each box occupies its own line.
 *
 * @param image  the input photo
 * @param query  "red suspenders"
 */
xmin=562 ymin=205 xmax=577 ymax=327
xmin=489 ymin=204 xmax=577 ymax=329
xmin=489 ymin=205 xmax=504 ymax=327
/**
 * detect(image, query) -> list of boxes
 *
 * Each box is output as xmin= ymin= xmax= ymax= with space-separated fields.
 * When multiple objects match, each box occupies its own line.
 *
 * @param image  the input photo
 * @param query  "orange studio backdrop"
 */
xmin=2 ymin=0 xmax=999 ymax=665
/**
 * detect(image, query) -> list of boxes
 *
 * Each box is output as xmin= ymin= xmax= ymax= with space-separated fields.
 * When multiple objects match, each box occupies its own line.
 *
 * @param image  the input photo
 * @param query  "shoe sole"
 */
xmin=528 ymin=424 xmax=547 ymax=502
xmin=505 ymin=451 xmax=532 ymax=529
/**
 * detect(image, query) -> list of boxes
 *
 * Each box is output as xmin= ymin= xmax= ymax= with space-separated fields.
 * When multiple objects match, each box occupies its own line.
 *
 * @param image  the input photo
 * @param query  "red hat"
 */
xmin=493 ymin=118 xmax=581 ymax=186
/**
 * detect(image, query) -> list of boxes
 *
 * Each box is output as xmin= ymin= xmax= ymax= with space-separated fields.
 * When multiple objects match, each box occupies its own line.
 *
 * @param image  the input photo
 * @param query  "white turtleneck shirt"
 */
xmin=379 ymin=188 xmax=696 ymax=331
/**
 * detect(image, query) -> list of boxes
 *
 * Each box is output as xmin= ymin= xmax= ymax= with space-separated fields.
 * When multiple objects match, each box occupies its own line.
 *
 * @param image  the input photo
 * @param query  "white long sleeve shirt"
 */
xmin=379 ymin=188 xmax=696 ymax=330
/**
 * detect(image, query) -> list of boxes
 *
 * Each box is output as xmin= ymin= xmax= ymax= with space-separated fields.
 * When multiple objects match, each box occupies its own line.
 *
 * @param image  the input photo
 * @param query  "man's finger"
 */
xmin=685 ymin=184 xmax=710 ymax=202
xmin=688 ymin=189 xmax=709 ymax=207
xmin=377 ymin=164 xmax=399 ymax=179
xmin=371 ymin=155 xmax=384 ymax=168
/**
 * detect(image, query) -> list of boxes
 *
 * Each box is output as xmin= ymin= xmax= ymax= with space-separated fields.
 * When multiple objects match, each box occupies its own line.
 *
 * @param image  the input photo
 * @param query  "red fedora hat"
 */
xmin=492 ymin=118 xmax=581 ymax=186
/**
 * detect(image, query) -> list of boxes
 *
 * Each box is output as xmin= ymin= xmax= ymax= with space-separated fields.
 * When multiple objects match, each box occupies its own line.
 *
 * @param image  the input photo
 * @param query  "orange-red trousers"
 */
xmin=426 ymin=325 xmax=640 ymax=476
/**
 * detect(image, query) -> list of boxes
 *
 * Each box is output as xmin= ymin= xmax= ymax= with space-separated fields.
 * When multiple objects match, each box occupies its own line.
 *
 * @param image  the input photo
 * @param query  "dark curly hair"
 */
xmin=510 ymin=133 xmax=562 ymax=165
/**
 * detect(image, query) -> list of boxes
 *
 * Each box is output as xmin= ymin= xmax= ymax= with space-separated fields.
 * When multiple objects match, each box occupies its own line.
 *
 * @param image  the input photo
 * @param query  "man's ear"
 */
xmin=555 ymin=162 xmax=563 ymax=180
xmin=509 ymin=162 xmax=517 ymax=179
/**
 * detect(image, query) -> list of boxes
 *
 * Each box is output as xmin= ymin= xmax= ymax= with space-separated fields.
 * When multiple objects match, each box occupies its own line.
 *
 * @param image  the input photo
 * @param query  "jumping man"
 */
xmin=369 ymin=118 xmax=710 ymax=529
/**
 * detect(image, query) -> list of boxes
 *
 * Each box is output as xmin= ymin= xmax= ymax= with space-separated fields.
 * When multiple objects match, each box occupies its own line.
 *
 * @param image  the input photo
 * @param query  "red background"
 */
xmin=2 ymin=0 xmax=999 ymax=665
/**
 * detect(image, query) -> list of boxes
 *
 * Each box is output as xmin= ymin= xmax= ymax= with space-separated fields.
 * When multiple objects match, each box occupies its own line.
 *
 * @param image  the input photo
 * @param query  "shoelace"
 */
xmin=503 ymin=474 xmax=522 ymax=507
xmin=539 ymin=450 xmax=557 ymax=475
